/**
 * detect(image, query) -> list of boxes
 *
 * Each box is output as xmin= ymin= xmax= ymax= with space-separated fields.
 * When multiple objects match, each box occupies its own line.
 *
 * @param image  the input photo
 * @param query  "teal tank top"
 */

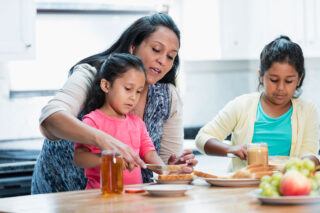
xmin=252 ymin=100 xmax=292 ymax=156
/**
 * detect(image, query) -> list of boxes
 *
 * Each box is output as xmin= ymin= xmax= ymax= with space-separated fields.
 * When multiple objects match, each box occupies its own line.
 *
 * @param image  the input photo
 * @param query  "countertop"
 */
xmin=0 ymin=179 xmax=319 ymax=213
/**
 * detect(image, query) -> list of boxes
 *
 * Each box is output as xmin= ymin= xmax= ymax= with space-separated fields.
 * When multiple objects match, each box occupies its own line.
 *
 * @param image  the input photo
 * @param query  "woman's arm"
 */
xmin=159 ymin=84 xmax=184 ymax=163
xmin=74 ymin=146 xmax=100 ymax=168
xmin=40 ymin=64 xmax=145 ymax=170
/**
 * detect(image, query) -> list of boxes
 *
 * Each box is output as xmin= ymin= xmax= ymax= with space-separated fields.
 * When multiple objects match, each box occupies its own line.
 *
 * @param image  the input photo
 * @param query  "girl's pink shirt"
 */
xmin=75 ymin=109 xmax=155 ymax=189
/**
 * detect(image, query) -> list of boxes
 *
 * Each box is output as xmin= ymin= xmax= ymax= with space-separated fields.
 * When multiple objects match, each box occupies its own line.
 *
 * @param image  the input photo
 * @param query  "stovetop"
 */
xmin=0 ymin=149 xmax=40 ymax=197
xmin=0 ymin=149 xmax=40 ymax=164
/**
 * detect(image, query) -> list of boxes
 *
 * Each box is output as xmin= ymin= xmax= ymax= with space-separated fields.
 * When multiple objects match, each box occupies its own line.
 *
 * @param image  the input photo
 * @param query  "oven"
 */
xmin=0 ymin=150 xmax=39 ymax=197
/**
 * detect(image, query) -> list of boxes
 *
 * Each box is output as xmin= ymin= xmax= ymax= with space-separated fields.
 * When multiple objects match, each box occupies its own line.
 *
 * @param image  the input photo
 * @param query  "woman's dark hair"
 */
xmin=83 ymin=53 xmax=146 ymax=115
xmin=70 ymin=13 xmax=180 ymax=86
xmin=259 ymin=35 xmax=305 ymax=97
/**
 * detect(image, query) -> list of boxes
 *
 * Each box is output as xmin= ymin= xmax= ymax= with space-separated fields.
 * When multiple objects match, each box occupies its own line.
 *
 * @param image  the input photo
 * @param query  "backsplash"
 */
xmin=182 ymin=58 xmax=320 ymax=127
xmin=0 ymin=59 xmax=320 ymax=141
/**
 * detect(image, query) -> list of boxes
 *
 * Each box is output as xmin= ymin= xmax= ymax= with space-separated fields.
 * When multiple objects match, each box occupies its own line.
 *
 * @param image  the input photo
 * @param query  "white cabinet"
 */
xmin=0 ymin=0 xmax=35 ymax=61
xmin=303 ymin=0 xmax=320 ymax=57
xmin=262 ymin=0 xmax=320 ymax=58
xmin=159 ymin=0 xmax=320 ymax=60
xmin=219 ymin=0 xmax=320 ymax=59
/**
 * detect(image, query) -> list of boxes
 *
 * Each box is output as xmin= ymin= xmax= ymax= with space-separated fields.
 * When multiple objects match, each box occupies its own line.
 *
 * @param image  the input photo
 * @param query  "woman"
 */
xmin=32 ymin=13 xmax=197 ymax=194
xmin=195 ymin=36 xmax=319 ymax=171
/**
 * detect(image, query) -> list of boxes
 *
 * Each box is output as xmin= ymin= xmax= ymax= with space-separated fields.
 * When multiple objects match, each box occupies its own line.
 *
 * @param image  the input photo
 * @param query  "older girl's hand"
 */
xmin=167 ymin=150 xmax=198 ymax=173
xmin=227 ymin=144 xmax=248 ymax=160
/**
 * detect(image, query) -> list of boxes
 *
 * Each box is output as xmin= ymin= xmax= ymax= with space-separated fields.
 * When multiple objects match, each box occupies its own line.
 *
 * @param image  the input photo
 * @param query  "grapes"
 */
xmin=260 ymin=175 xmax=272 ymax=183
xmin=315 ymin=172 xmax=320 ymax=181
xmin=303 ymin=158 xmax=315 ymax=172
xmin=310 ymin=179 xmax=318 ymax=190
xmin=259 ymin=158 xmax=319 ymax=197
xmin=259 ymin=173 xmax=282 ymax=197
xmin=271 ymin=172 xmax=283 ymax=182
xmin=300 ymin=168 xmax=310 ymax=176
xmin=283 ymin=158 xmax=315 ymax=177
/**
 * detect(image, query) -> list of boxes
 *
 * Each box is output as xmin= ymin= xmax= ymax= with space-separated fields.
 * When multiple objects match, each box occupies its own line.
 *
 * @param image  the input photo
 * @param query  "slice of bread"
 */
xmin=231 ymin=164 xmax=274 ymax=179
xmin=194 ymin=170 xmax=220 ymax=179
xmin=158 ymin=174 xmax=194 ymax=181
xmin=194 ymin=164 xmax=275 ymax=179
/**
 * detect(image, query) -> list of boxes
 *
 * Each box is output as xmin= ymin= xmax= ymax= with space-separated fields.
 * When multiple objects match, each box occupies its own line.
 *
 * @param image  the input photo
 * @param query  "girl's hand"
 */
xmin=167 ymin=150 xmax=198 ymax=173
xmin=227 ymin=144 xmax=248 ymax=160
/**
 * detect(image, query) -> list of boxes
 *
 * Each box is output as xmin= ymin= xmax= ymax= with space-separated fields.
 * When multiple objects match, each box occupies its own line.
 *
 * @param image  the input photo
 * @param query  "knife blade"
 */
xmin=146 ymin=164 xmax=182 ymax=171
xmin=226 ymin=153 xmax=238 ymax=158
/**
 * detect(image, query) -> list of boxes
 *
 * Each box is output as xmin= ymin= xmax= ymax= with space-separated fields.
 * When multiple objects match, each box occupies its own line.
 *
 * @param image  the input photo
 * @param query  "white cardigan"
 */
xmin=196 ymin=92 xmax=320 ymax=171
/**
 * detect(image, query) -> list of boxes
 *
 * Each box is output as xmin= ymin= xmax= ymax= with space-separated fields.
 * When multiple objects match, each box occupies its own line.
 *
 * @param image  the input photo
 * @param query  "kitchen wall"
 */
xmin=1 ymin=58 xmax=320 ymax=141
xmin=182 ymin=58 xmax=320 ymax=127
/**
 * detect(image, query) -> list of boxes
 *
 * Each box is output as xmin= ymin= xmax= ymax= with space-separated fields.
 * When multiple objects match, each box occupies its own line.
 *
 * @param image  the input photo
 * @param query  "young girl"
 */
xmin=195 ymin=36 xmax=320 ymax=171
xmin=74 ymin=53 xmax=165 ymax=188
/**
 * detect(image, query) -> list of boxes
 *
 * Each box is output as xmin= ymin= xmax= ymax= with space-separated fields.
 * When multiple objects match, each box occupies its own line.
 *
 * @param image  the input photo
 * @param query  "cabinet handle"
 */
xmin=25 ymin=44 xmax=32 ymax=48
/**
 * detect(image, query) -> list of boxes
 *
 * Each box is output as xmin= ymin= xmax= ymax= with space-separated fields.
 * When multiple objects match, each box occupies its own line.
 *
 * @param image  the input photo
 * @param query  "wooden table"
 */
xmin=0 ymin=181 xmax=319 ymax=213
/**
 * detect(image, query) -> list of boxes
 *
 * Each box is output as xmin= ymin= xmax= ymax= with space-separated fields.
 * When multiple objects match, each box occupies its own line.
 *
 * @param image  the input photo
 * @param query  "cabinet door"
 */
xmin=219 ymin=0 xmax=252 ymax=59
xmin=0 ymin=0 xmax=35 ymax=61
xmin=264 ymin=0 xmax=304 ymax=45
xmin=304 ymin=0 xmax=320 ymax=57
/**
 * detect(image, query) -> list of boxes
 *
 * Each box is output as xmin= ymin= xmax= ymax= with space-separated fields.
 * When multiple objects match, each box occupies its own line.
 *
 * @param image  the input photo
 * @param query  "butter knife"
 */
xmin=146 ymin=164 xmax=181 ymax=171
xmin=227 ymin=153 xmax=238 ymax=158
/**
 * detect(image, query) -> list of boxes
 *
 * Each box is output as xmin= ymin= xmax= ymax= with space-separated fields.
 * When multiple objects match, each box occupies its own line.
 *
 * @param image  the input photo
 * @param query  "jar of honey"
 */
xmin=100 ymin=150 xmax=123 ymax=195
xmin=247 ymin=143 xmax=268 ymax=166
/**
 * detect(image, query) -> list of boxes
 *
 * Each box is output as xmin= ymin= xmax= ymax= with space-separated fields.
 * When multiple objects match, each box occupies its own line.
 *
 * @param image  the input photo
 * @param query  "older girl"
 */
xmin=196 ymin=36 xmax=319 ymax=171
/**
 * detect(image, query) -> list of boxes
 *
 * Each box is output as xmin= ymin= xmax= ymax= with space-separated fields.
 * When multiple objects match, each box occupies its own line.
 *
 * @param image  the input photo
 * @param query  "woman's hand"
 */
xmin=97 ymin=131 xmax=146 ymax=172
xmin=167 ymin=150 xmax=198 ymax=173
xmin=227 ymin=144 xmax=248 ymax=160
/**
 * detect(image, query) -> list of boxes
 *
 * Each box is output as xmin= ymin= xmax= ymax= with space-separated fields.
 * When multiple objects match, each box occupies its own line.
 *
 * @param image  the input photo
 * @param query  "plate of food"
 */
xmin=194 ymin=164 xmax=275 ymax=187
xmin=204 ymin=178 xmax=260 ymax=187
xmin=250 ymin=189 xmax=320 ymax=204
xmin=143 ymin=184 xmax=193 ymax=197
xmin=153 ymin=174 xmax=194 ymax=184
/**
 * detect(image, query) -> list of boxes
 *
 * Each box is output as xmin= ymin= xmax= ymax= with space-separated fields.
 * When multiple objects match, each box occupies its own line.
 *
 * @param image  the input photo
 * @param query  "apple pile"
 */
xmin=259 ymin=158 xmax=320 ymax=197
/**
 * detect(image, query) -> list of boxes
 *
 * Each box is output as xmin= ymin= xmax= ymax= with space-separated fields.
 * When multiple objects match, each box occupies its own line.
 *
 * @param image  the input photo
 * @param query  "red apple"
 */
xmin=279 ymin=170 xmax=312 ymax=196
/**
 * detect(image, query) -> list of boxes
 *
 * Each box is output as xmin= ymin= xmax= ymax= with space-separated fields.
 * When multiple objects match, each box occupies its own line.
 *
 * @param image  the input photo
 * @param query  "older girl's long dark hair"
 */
xmin=70 ymin=13 xmax=180 ymax=86
xmin=82 ymin=53 xmax=146 ymax=115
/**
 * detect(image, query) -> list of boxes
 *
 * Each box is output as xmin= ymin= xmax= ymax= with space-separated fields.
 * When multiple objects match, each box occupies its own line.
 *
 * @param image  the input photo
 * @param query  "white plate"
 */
xmin=152 ymin=178 xmax=193 ymax=184
xmin=143 ymin=184 xmax=193 ymax=197
xmin=204 ymin=178 xmax=260 ymax=187
xmin=250 ymin=189 xmax=320 ymax=205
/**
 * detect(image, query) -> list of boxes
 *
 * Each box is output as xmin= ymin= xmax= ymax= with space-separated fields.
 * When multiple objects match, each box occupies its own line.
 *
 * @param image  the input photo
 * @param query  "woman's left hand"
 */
xmin=167 ymin=149 xmax=198 ymax=173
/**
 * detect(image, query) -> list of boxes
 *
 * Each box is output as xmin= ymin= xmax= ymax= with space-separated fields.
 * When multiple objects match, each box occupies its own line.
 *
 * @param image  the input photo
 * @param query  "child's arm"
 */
xmin=74 ymin=146 xmax=101 ymax=168
xmin=143 ymin=150 xmax=164 ymax=165
xmin=204 ymin=138 xmax=248 ymax=160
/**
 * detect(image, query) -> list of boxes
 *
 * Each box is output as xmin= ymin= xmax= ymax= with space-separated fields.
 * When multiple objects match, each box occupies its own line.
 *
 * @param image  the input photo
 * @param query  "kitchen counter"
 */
xmin=0 ymin=180 xmax=319 ymax=213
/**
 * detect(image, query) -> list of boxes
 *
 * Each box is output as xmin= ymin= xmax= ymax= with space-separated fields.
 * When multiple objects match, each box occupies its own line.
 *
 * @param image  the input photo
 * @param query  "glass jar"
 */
xmin=247 ymin=143 xmax=268 ymax=166
xmin=100 ymin=150 xmax=123 ymax=195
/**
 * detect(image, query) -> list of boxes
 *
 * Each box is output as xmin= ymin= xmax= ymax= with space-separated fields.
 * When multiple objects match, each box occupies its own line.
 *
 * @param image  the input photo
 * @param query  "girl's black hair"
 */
xmin=259 ymin=35 xmax=305 ymax=97
xmin=70 ymin=13 xmax=180 ymax=86
xmin=83 ymin=53 xmax=146 ymax=115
